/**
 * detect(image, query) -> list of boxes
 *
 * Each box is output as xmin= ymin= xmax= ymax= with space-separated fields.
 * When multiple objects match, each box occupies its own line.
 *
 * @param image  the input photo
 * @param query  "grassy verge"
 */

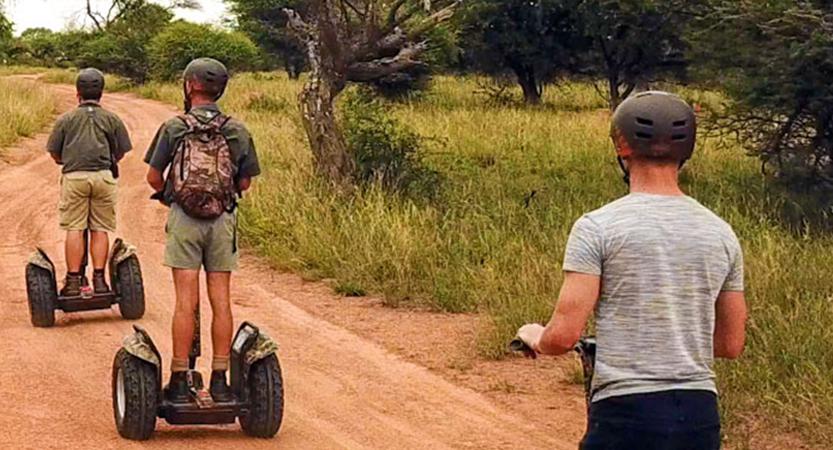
xmin=0 ymin=77 xmax=58 ymax=149
xmin=83 ymin=71 xmax=833 ymax=446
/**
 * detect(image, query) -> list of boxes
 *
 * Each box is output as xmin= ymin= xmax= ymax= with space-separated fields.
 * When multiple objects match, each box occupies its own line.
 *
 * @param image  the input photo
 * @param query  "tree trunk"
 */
xmin=298 ymin=33 xmax=355 ymax=186
xmin=608 ymin=75 xmax=621 ymax=111
xmin=514 ymin=66 xmax=542 ymax=105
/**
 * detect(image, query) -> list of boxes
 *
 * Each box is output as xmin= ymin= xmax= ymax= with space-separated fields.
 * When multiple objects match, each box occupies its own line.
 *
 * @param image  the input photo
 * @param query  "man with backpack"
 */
xmin=47 ymin=68 xmax=132 ymax=297
xmin=515 ymin=92 xmax=747 ymax=449
xmin=144 ymin=58 xmax=261 ymax=402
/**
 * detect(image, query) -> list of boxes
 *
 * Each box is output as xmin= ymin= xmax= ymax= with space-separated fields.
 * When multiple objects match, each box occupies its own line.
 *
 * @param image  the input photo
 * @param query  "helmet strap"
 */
xmin=617 ymin=156 xmax=631 ymax=185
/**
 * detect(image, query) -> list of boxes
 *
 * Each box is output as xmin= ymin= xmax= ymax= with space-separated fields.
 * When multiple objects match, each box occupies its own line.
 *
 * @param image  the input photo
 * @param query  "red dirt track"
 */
xmin=0 ymin=80 xmax=577 ymax=449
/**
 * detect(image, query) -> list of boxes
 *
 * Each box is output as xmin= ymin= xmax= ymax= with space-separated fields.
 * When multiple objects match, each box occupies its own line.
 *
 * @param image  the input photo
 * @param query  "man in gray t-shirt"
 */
xmin=516 ymin=92 xmax=747 ymax=450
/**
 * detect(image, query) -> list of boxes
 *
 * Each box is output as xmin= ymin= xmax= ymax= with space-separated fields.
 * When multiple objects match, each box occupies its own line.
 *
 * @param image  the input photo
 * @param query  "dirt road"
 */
xmin=0 ymin=81 xmax=577 ymax=449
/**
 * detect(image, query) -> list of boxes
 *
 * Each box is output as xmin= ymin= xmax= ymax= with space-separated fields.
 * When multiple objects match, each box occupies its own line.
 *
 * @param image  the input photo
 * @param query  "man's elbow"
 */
xmin=716 ymin=341 xmax=745 ymax=360
xmin=146 ymin=171 xmax=163 ymax=191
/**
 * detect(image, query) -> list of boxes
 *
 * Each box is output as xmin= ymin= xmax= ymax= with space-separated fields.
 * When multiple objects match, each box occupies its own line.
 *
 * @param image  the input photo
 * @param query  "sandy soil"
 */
xmin=0 ymin=80 xmax=585 ymax=449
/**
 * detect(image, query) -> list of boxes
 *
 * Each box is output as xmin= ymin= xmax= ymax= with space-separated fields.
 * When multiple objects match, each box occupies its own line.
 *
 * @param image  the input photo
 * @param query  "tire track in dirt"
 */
xmin=0 ymin=80 xmax=576 ymax=449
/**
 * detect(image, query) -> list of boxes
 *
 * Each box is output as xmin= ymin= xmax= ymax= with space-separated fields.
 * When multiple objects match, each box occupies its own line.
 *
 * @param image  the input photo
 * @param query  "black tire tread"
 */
xmin=116 ymin=256 xmax=145 ymax=320
xmin=240 ymin=355 xmax=284 ymax=438
xmin=25 ymin=264 xmax=56 ymax=328
xmin=112 ymin=349 xmax=158 ymax=440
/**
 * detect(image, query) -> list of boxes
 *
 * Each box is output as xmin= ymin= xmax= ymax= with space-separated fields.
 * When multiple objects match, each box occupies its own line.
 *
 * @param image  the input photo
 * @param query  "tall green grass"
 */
xmin=0 ymin=77 xmax=57 ymax=149
xmin=120 ymin=72 xmax=833 ymax=445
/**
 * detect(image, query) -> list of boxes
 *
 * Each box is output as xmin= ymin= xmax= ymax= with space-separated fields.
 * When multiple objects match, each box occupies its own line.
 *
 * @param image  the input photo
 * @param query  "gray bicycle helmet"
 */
xmin=76 ymin=68 xmax=105 ymax=100
xmin=183 ymin=58 xmax=229 ymax=100
xmin=610 ymin=91 xmax=697 ymax=183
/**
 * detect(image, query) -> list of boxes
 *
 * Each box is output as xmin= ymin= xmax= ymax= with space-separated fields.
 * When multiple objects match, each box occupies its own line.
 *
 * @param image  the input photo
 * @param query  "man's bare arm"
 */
xmin=536 ymin=272 xmax=601 ymax=356
xmin=714 ymin=290 xmax=747 ymax=359
xmin=50 ymin=153 xmax=61 ymax=164
xmin=238 ymin=177 xmax=252 ymax=192
xmin=147 ymin=167 xmax=165 ymax=193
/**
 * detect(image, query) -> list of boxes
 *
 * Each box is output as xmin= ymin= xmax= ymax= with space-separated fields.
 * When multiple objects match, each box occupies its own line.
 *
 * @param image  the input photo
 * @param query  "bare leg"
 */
xmin=172 ymin=269 xmax=201 ymax=361
xmin=206 ymin=272 xmax=233 ymax=359
xmin=89 ymin=231 xmax=110 ymax=270
xmin=65 ymin=230 xmax=85 ymax=272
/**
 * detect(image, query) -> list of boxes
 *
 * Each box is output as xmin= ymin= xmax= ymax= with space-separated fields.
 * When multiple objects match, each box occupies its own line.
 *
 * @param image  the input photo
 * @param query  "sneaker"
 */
xmin=209 ymin=370 xmax=233 ymax=403
xmin=93 ymin=271 xmax=110 ymax=294
xmin=60 ymin=274 xmax=83 ymax=297
xmin=164 ymin=371 xmax=191 ymax=404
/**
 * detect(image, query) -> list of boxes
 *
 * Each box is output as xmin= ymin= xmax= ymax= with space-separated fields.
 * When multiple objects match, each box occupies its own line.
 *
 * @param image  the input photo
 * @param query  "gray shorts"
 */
xmin=164 ymin=203 xmax=238 ymax=272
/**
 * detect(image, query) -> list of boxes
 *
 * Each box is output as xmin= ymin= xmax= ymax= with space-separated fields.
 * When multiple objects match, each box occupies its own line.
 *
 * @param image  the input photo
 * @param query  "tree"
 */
xmin=699 ymin=1 xmax=833 ymax=208
xmin=78 ymin=3 xmax=175 ymax=82
xmin=148 ymin=21 xmax=261 ymax=80
xmin=0 ymin=5 xmax=12 ymax=60
xmin=226 ymin=0 xmax=310 ymax=79
xmin=283 ymin=0 xmax=458 ymax=186
xmin=84 ymin=0 xmax=198 ymax=31
xmin=458 ymin=0 xmax=586 ymax=105
xmin=576 ymin=0 xmax=696 ymax=109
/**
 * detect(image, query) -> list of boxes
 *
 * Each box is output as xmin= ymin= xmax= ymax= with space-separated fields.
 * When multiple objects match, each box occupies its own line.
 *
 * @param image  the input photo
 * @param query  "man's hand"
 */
xmin=515 ymin=324 xmax=545 ymax=358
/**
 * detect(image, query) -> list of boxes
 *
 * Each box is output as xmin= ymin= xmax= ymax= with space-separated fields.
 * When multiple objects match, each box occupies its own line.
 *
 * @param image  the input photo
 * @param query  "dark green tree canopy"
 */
xmin=225 ymin=0 xmax=310 ymax=78
xmin=458 ymin=0 xmax=586 ymax=104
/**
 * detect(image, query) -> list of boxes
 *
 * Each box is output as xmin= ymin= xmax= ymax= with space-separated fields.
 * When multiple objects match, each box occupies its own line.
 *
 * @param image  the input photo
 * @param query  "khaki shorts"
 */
xmin=164 ymin=203 xmax=239 ymax=272
xmin=59 ymin=170 xmax=118 ymax=232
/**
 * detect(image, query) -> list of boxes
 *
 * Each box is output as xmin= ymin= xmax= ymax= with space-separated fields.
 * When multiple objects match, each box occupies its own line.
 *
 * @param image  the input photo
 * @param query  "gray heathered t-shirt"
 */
xmin=563 ymin=193 xmax=744 ymax=403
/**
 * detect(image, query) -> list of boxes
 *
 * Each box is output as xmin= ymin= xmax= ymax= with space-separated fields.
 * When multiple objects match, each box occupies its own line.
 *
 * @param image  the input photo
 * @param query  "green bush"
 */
xmin=342 ymin=89 xmax=439 ymax=197
xmin=148 ymin=21 xmax=261 ymax=81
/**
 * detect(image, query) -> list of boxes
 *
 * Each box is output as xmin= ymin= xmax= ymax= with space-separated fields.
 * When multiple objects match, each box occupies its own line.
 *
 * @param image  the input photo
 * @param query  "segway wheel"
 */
xmin=240 ymin=354 xmax=284 ymax=438
xmin=116 ymin=256 xmax=145 ymax=320
xmin=112 ymin=349 xmax=158 ymax=440
xmin=25 ymin=264 xmax=56 ymax=328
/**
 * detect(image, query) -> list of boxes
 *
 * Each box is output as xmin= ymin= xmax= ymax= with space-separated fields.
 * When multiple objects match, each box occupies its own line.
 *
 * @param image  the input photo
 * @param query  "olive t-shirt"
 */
xmin=144 ymin=104 xmax=261 ymax=206
xmin=47 ymin=101 xmax=132 ymax=174
xmin=563 ymin=193 xmax=745 ymax=403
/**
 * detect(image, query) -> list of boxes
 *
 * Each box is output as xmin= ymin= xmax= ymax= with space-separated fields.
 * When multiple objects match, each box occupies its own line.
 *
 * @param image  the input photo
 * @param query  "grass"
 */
xmin=0 ymin=77 xmax=57 ymax=149
xmin=35 ymin=69 xmax=833 ymax=446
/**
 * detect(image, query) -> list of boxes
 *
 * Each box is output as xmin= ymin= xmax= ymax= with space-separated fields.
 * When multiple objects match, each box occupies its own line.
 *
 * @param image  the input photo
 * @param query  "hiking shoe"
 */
xmin=93 ymin=271 xmax=110 ymax=294
xmin=210 ymin=370 xmax=233 ymax=403
xmin=60 ymin=274 xmax=83 ymax=297
xmin=164 ymin=372 xmax=191 ymax=404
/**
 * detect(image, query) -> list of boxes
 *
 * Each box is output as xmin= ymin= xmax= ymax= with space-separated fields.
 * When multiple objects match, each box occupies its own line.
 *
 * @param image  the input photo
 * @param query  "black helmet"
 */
xmin=183 ymin=58 xmax=230 ymax=101
xmin=76 ymin=68 xmax=105 ymax=100
xmin=611 ymin=91 xmax=697 ymax=163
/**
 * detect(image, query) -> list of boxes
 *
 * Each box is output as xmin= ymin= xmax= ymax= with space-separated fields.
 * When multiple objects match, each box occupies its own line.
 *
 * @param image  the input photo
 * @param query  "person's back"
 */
xmin=570 ymin=193 xmax=743 ymax=402
xmin=515 ymin=91 xmax=747 ymax=450
xmin=47 ymin=68 xmax=132 ymax=296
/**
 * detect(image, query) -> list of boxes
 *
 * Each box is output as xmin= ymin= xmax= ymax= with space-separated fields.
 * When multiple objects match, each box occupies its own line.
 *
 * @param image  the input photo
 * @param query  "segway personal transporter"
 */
xmin=25 ymin=230 xmax=145 ymax=327
xmin=112 ymin=305 xmax=284 ymax=440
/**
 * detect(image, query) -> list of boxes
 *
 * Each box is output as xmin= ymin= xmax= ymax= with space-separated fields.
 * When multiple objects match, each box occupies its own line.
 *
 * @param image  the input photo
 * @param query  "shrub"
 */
xmin=341 ymin=89 xmax=439 ymax=197
xmin=148 ymin=21 xmax=261 ymax=81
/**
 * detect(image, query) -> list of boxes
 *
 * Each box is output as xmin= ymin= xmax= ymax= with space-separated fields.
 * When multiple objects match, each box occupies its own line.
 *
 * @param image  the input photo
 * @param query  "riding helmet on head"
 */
xmin=610 ymin=91 xmax=697 ymax=183
xmin=183 ymin=58 xmax=230 ymax=101
xmin=76 ymin=68 xmax=105 ymax=100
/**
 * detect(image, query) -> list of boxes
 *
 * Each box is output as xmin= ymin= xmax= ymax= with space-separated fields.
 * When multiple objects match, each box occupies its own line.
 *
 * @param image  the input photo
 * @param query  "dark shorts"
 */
xmin=580 ymin=390 xmax=721 ymax=450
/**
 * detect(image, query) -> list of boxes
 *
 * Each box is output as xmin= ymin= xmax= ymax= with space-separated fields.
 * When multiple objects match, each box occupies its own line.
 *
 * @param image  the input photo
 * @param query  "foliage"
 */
xmin=342 ymin=89 xmax=438 ymax=196
xmin=0 ymin=6 xmax=12 ymax=60
xmin=575 ymin=0 xmax=697 ymax=109
xmin=225 ymin=0 xmax=310 ymax=78
xmin=697 ymin=1 xmax=833 ymax=224
xmin=0 ymin=78 xmax=56 ymax=149
xmin=77 ymin=3 xmax=174 ymax=83
xmin=458 ymin=0 xmax=586 ymax=104
xmin=148 ymin=21 xmax=261 ymax=81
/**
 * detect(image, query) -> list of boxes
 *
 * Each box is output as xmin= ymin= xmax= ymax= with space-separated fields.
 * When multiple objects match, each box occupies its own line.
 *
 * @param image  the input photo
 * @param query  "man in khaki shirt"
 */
xmin=47 ymin=68 xmax=132 ymax=296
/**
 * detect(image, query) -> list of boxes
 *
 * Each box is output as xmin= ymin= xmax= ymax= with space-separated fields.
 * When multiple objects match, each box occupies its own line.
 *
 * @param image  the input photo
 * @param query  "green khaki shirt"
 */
xmin=47 ymin=101 xmax=133 ymax=174
xmin=144 ymin=104 xmax=261 ymax=206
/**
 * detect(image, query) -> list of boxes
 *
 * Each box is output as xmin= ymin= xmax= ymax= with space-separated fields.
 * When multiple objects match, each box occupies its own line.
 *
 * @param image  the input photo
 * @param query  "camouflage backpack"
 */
xmin=171 ymin=113 xmax=236 ymax=219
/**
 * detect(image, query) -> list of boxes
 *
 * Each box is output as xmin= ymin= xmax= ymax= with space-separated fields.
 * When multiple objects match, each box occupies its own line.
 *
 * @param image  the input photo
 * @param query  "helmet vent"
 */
xmin=636 ymin=117 xmax=654 ymax=126
xmin=672 ymin=134 xmax=687 ymax=141
xmin=635 ymin=132 xmax=653 ymax=140
xmin=673 ymin=120 xmax=687 ymax=127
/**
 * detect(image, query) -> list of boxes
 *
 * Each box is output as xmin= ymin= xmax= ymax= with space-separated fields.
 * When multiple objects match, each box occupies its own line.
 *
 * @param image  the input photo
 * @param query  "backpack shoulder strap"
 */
xmin=178 ymin=113 xmax=201 ymax=131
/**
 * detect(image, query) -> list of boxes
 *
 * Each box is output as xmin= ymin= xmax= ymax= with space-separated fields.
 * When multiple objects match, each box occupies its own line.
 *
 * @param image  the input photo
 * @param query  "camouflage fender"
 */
xmin=110 ymin=238 xmax=138 ymax=266
xmin=28 ymin=248 xmax=55 ymax=273
xmin=244 ymin=331 xmax=279 ymax=365
xmin=122 ymin=329 xmax=161 ymax=368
